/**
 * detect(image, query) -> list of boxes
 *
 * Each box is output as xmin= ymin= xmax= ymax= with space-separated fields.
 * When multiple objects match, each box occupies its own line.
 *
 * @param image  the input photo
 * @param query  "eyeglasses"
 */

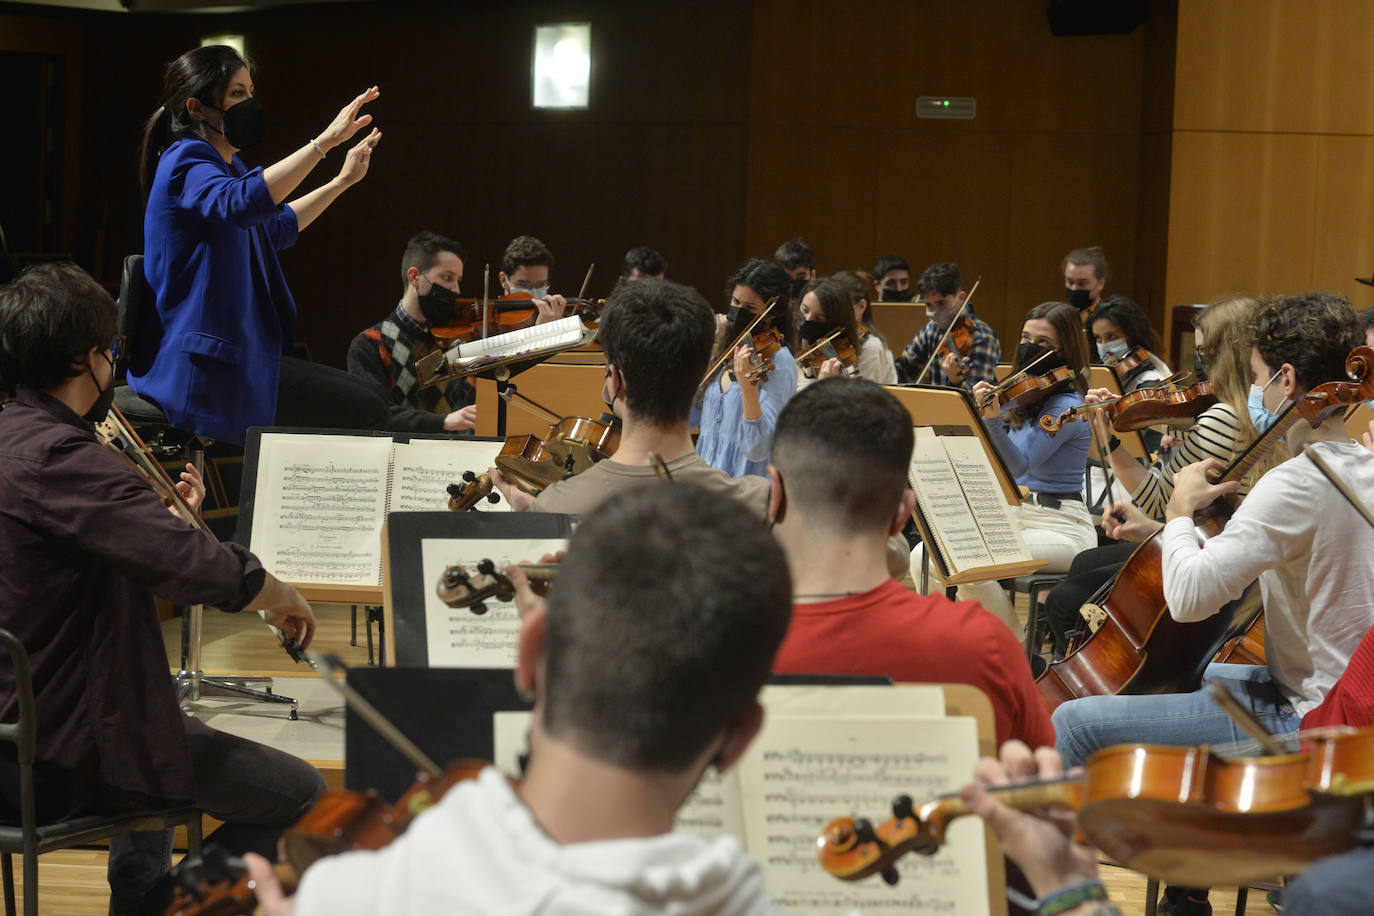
xmin=110 ymin=336 xmax=126 ymax=362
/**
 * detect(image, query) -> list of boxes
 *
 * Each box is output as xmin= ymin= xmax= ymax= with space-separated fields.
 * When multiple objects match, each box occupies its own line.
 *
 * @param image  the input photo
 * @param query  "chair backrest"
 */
xmin=0 ymin=628 xmax=39 ymax=837
xmin=117 ymin=255 xmax=155 ymax=383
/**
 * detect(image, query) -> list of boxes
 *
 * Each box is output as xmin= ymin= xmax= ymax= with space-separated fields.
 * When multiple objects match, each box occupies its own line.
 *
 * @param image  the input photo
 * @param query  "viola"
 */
xmin=494 ymin=413 xmax=622 ymax=495
xmin=740 ymin=327 xmax=784 ymax=383
xmin=796 ymin=327 xmax=860 ymax=378
xmin=436 ymin=559 xmax=559 ymax=614
xmin=1036 ymin=345 xmax=1374 ymax=711
xmin=982 ymin=365 xmax=1076 ymax=414
xmin=1039 ymin=379 xmax=1217 ymax=436
xmin=447 ymin=471 xmax=500 ymax=511
xmin=816 ymin=727 xmax=1374 ymax=891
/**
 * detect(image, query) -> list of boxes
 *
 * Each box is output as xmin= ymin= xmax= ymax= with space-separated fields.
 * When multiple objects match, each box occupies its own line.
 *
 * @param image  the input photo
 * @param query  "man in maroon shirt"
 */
xmin=0 ymin=263 xmax=323 ymax=914
xmin=767 ymin=379 xmax=1054 ymax=750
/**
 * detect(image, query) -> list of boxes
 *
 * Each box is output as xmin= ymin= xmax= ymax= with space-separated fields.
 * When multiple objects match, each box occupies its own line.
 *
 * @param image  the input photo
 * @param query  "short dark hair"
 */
xmin=1251 ymin=291 xmax=1363 ymax=392
xmin=542 ymin=484 xmax=792 ymax=772
xmin=599 ymin=279 xmax=714 ymax=425
xmin=773 ymin=379 xmax=913 ymax=533
xmin=400 ymin=231 xmax=467 ymax=291
xmin=917 ymin=262 xmax=962 ymax=297
xmin=1062 ymin=246 xmax=1110 ymax=281
xmin=621 ymin=246 xmax=666 ymax=279
xmin=0 ymin=262 xmax=117 ymax=396
xmin=872 ymin=255 xmax=909 ymax=281
xmin=501 ymin=235 xmax=554 ymax=276
xmin=774 ymin=238 xmax=815 ymax=271
xmin=1087 ymin=295 xmax=1160 ymax=352
xmin=726 ymin=258 xmax=795 ymax=350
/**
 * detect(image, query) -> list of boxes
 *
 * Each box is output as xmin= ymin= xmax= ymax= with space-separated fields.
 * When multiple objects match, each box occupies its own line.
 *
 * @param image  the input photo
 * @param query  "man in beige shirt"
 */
xmin=490 ymin=279 xmax=769 ymax=517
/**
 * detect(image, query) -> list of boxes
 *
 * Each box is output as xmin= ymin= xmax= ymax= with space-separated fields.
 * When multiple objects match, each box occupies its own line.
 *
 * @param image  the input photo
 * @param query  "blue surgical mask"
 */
xmin=1098 ymin=338 xmax=1131 ymax=362
xmin=1247 ymin=369 xmax=1282 ymax=432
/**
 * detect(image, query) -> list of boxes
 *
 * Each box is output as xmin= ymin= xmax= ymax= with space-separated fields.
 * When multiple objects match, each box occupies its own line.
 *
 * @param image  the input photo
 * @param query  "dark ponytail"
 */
xmin=138 ymin=45 xmax=250 ymax=196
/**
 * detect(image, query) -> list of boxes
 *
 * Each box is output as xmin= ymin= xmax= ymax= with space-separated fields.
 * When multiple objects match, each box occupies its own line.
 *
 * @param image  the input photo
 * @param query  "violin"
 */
xmin=981 ymin=365 xmax=1076 ymax=414
xmin=1105 ymin=345 xmax=1155 ymax=386
xmin=447 ymin=471 xmax=500 ymax=511
xmin=914 ymin=276 xmax=981 ymax=385
xmin=495 ymin=414 xmax=621 ymax=496
xmin=1036 ymin=345 xmax=1374 ymax=711
xmin=1039 ymin=379 xmax=1217 ymax=436
xmin=796 ymin=327 xmax=860 ymax=378
xmin=740 ymin=327 xmax=784 ymax=383
xmin=699 ymin=298 xmax=778 ymax=391
xmin=816 ymin=727 xmax=1374 ymax=891
xmin=436 ymin=560 xmax=559 ymax=614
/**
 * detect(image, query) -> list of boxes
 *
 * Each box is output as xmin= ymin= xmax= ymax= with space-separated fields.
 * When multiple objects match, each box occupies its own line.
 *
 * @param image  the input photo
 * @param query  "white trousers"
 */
xmin=910 ymin=499 xmax=1097 ymax=634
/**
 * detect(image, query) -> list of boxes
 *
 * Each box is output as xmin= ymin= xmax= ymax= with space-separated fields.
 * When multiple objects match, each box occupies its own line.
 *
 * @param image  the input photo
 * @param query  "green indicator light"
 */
xmin=943 ymin=100 xmax=950 ymax=106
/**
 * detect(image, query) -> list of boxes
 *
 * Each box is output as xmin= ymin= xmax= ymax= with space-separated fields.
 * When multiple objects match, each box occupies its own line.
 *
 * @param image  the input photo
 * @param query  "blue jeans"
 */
xmin=1052 ymin=663 xmax=1302 ymax=768
xmin=1285 ymin=846 xmax=1374 ymax=915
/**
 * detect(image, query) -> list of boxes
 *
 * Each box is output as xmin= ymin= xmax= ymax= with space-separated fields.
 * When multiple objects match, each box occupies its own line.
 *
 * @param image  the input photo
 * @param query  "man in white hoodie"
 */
xmin=248 ymin=482 xmax=793 ymax=915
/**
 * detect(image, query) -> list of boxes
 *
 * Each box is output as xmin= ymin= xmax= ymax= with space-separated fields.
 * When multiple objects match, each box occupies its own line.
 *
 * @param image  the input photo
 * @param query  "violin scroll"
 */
xmin=447 ymin=471 xmax=501 ymax=511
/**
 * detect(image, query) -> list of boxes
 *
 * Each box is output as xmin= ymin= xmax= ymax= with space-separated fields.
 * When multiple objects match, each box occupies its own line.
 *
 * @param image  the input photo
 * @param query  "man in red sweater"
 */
xmin=768 ymin=379 xmax=1054 ymax=749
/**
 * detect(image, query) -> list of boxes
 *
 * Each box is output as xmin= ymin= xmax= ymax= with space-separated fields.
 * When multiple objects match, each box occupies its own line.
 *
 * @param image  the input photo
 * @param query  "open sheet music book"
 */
xmin=493 ymin=685 xmax=991 ymax=916
xmin=416 ymin=316 xmax=598 ymax=388
xmin=909 ymin=427 xmax=1043 ymax=585
xmin=244 ymin=432 xmax=507 ymax=588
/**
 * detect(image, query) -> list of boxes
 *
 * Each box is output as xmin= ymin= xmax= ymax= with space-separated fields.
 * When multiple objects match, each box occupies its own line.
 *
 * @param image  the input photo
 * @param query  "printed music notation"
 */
xmin=737 ymin=716 xmax=987 ymax=916
xmin=390 ymin=439 xmax=508 ymax=513
xmin=941 ymin=438 xmax=1028 ymax=566
xmin=251 ymin=436 xmax=393 ymax=586
xmin=420 ymin=537 xmax=568 ymax=668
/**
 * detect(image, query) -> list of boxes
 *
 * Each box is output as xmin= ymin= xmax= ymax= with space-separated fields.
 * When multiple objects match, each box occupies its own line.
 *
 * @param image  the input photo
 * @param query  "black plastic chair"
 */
xmin=0 ymin=627 xmax=201 ymax=916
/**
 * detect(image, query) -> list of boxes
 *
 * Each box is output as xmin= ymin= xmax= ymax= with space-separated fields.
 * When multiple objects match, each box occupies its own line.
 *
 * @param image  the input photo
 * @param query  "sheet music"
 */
xmin=456 ymin=316 xmax=592 ymax=361
xmin=391 ymin=439 xmax=510 ymax=513
xmin=737 ymin=716 xmax=987 ymax=916
xmin=941 ymin=437 xmax=1030 ymax=565
xmin=909 ymin=429 xmax=994 ymax=573
xmin=249 ymin=434 xmax=393 ymax=585
xmin=420 ymin=537 xmax=568 ymax=667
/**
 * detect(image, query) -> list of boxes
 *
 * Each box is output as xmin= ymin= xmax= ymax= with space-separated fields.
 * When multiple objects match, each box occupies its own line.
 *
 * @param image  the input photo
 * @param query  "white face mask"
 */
xmin=1098 ymin=338 xmax=1131 ymax=362
xmin=507 ymin=282 xmax=549 ymax=300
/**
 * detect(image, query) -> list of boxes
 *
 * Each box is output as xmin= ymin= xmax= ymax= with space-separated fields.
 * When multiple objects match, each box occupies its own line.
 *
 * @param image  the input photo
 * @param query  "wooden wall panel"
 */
xmin=1313 ymin=136 xmax=1374 ymax=311
xmin=1164 ymin=132 xmax=1319 ymax=307
xmin=1175 ymin=0 xmax=1374 ymax=135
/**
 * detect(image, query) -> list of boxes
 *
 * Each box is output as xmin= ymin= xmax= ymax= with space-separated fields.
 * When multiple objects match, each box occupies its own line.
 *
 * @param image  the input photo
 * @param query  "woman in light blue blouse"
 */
xmin=916 ymin=301 xmax=1095 ymax=632
xmin=691 ymin=259 xmax=797 ymax=477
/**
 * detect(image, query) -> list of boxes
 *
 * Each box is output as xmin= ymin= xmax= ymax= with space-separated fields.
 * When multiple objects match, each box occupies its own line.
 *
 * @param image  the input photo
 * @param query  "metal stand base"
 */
xmin=174 ymin=602 xmax=299 ymax=718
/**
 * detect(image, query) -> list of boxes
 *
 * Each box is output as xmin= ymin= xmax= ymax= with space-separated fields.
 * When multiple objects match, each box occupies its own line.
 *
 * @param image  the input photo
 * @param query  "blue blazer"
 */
xmin=130 ymin=137 xmax=299 ymax=445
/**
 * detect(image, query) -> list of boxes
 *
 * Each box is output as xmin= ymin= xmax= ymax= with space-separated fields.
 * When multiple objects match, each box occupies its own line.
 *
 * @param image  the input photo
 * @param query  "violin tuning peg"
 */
xmin=853 ymin=818 xmax=879 ymax=847
xmin=881 ymin=866 xmax=901 ymax=886
xmin=477 ymin=559 xmax=496 ymax=575
xmin=486 ymin=492 xmax=500 ymax=504
xmin=462 ymin=470 xmax=476 ymax=482
xmin=470 ymin=602 xmax=488 ymax=616
xmin=891 ymin=794 xmax=914 ymax=821
xmin=446 ymin=483 xmax=462 ymax=497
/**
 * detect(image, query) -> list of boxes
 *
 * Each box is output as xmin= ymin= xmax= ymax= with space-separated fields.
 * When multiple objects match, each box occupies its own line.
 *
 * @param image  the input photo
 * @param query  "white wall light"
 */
xmin=533 ymin=22 xmax=590 ymax=110
xmin=201 ymin=34 xmax=246 ymax=58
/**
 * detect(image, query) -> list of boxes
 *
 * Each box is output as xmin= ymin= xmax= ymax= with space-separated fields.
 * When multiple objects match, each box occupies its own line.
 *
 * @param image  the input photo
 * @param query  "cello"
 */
xmin=1036 ymin=346 xmax=1374 ymax=711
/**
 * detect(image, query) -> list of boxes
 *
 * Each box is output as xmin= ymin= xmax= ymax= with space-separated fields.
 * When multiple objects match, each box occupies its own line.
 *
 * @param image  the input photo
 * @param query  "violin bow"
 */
xmin=481 ymin=264 xmax=491 ymax=340
xmin=793 ymin=327 xmax=845 ymax=368
xmin=979 ymin=347 xmax=1058 ymax=408
xmin=1305 ymin=446 xmax=1374 ymax=533
xmin=697 ymin=298 xmax=778 ymax=392
xmin=914 ymin=276 xmax=981 ymax=386
xmin=309 ymin=652 xmax=444 ymax=777
xmin=649 ymin=452 xmax=674 ymax=482
xmin=498 ymin=384 xmax=563 ymax=425
xmin=1207 ymin=682 xmax=1290 ymax=756
xmin=577 ymin=263 xmax=594 ymax=301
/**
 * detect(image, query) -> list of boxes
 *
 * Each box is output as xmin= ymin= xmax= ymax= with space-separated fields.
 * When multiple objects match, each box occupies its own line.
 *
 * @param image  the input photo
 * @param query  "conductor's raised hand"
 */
xmin=317 ymin=85 xmax=380 ymax=152
xmin=336 ymin=129 xmax=381 ymax=188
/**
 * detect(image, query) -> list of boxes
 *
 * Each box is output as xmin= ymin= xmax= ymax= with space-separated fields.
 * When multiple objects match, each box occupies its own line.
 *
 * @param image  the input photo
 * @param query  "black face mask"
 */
xmin=417 ymin=279 xmax=463 ymax=327
xmin=83 ymin=353 xmax=115 ymax=424
xmin=1016 ymin=341 xmax=1064 ymax=373
xmin=1193 ymin=346 xmax=1209 ymax=381
xmin=204 ymin=96 xmax=266 ymax=151
xmin=1066 ymin=287 xmax=1094 ymax=312
xmin=726 ymin=304 xmax=754 ymax=336
xmin=879 ymin=288 xmax=914 ymax=303
xmin=797 ymin=318 xmax=831 ymax=343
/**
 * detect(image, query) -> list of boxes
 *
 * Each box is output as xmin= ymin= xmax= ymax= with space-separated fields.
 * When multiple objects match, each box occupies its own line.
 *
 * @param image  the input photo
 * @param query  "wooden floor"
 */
xmin=16 ymin=600 xmax=1276 ymax=915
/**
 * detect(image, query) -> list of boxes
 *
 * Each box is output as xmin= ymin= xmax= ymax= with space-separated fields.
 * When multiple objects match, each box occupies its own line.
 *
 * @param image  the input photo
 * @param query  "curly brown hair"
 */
xmin=1251 ymin=291 xmax=1363 ymax=391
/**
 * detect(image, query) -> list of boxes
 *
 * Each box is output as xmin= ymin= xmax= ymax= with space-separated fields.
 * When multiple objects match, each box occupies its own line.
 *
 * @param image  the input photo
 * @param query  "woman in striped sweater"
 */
xmin=1043 ymin=295 xmax=1282 ymax=658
